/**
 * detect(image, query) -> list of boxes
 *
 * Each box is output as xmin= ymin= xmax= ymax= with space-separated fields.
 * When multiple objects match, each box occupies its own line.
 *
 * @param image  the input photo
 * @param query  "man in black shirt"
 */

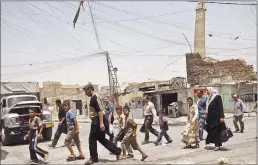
xmin=83 ymin=84 xmax=121 ymax=165
xmin=49 ymin=99 xmax=74 ymax=148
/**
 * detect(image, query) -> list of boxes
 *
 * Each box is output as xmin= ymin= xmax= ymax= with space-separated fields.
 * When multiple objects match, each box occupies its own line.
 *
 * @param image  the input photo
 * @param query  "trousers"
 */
xmin=113 ymin=131 xmax=133 ymax=155
xmin=144 ymin=115 xmax=159 ymax=142
xmin=233 ymin=115 xmax=244 ymax=131
xmin=29 ymin=130 xmax=48 ymax=161
xmin=155 ymin=128 xmax=172 ymax=144
xmin=89 ymin=124 xmax=121 ymax=161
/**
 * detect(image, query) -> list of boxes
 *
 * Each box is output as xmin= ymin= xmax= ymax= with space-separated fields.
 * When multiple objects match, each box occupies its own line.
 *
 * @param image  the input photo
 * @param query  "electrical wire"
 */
xmin=23 ymin=2 xmax=95 ymax=53
xmin=2 ymin=52 xmax=105 ymax=68
xmin=188 ymin=1 xmax=257 ymax=6
xmin=94 ymin=2 xmax=256 ymax=50
xmin=2 ymin=2 xmax=256 ymax=77
xmin=73 ymin=8 xmax=195 ymax=24
xmin=2 ymin=2 xmax=93 ymax=63
xmin=87 ymin=0 xmax=103 ymax=51
xmin=1 ymin=52 xmax=105 ymax=76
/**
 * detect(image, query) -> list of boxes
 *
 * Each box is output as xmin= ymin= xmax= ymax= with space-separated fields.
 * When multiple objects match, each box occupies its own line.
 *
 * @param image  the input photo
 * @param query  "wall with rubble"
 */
xmin=41 ymin=81 xmax=81 ymax=105
xmin=186 ymin=53 xmax=256 ymax=85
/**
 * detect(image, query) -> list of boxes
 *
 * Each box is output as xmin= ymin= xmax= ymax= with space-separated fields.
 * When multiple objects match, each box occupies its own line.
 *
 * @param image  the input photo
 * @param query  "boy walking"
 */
xmin=120 ymin=106 xmax=148 ymax=161
xmin=154 ymin=111 xmax=172 ymax=146
xmin=49 ymin=99 xmax=74 ymax=148
xmin=24 ymin=108 xmax=49 ymax=163
xmin=62 ymin=100 xmax=85 ymax=161
xmin=112 ymin=106 xmax=134 ymax=158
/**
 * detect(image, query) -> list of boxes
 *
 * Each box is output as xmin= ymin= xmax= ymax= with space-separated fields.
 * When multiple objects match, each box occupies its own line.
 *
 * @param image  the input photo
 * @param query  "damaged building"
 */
xmin=186 ymin=53 xmax=257 ymax=113
xmin=186 ymin=53 xmax=256 ymax=85
xmin=121 ymin=77 xmax=190 ymax=118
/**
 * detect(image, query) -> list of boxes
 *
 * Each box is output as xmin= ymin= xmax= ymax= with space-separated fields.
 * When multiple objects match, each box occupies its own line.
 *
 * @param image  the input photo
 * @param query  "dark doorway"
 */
xmin=162 ymin=93 xmax=178 ymax=115
xmin=72 ymin=100 xmax=83 ymax=115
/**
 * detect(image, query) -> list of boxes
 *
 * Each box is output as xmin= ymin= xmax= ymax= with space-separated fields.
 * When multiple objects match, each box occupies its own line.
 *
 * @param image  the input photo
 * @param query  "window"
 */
xmin=240 ymin=94 xmax=255 ymax=102
xmin=7 ymin=96 xmax=37 ymax=107
xmin=2 ymin=99 xmax=6 ymax=107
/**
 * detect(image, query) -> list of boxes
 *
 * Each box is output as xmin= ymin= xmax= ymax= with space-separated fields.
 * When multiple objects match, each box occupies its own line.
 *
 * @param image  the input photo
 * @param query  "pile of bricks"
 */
xmin=186 ymin=53 xmax=256 ymax=85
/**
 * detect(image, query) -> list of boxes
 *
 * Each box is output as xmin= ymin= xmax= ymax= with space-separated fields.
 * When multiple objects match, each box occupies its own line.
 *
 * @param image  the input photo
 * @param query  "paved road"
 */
xmin=1 ymin=116 xmax=257 ymax=164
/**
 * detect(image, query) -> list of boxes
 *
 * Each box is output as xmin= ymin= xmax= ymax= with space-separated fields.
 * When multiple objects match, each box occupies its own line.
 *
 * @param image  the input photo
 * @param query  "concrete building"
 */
xmin=191 ymin=81 xmax=257 ymax=113
xmin=121 ymin=77 xmax=189 ymax=117
xmin=41 ymin=81 xmax=81 ymax=105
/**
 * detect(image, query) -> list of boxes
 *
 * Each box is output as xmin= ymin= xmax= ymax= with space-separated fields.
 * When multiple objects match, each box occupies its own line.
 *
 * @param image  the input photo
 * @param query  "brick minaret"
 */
xmin=194 ymin=0 xmax=206 ymax=58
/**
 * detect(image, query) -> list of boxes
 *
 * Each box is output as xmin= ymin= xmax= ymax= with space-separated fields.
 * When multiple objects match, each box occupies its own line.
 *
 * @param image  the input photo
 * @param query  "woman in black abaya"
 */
xmin=205 ymin=87 xmax=225 ymax=151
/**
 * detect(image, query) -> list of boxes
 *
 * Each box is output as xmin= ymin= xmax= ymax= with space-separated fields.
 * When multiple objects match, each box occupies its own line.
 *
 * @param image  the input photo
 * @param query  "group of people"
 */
xmin=25 ymin=84 xmax=257 ymax=164
xmin=25 ymin=99 xmax=84 ymax=163
xmin=182 ymin=87 xmax=256 ymax=151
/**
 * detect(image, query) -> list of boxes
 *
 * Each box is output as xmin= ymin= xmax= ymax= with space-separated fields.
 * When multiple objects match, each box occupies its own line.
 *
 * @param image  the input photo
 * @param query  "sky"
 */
xmin=1 ymin=1 xmax=256 ymax=87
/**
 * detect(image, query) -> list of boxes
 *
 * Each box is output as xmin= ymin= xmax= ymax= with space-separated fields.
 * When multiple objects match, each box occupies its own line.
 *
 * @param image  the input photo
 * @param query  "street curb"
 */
xmin=52 ymin=119 xmax=186 ymax=126
xmin=52 ymin=114 xmax=256 ymax=126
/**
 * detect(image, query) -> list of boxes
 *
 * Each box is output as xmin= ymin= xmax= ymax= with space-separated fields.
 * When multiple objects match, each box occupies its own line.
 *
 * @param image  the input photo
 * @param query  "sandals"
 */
xmin=66 ymin=155 xmax=77 ymax=162
xmin=141 ymin=155 xmax=148 ymax=161
xmin=183 ymin=145 xmax=192 ymax=149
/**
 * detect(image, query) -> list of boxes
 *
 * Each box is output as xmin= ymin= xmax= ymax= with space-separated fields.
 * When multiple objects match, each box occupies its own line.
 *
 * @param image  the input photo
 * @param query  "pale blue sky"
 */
xmin=1 ymin=1 xmax=256 ymax=86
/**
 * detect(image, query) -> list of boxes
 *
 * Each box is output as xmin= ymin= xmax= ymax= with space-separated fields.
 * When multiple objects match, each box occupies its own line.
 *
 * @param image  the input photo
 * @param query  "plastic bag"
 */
xmin=109 ymin=123 xmax=114 ymax=134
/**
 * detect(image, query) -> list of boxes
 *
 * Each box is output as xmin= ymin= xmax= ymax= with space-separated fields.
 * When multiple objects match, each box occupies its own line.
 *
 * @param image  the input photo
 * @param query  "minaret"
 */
xmin=194 ymin=0 xmax=206 ymax=58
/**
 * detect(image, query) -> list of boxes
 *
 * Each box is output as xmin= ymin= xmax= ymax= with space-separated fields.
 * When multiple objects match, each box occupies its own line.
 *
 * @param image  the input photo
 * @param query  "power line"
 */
xmin=77 ymin=25 xmax=187 ymax=57
xmin=87 ymin=0 xmax=103 ymax=51
xmin=4 ymin=2 xmax=93 ymax=62
xmin=1 ymin=53 xmax=104 ymax=76
xmin=95 ymin=9 xmax=256 ymax=51
xmin=93 ymin=2 xmax=256 ymax=50
xmin=2 ymin=52 xmax=105 ymax=68
xmin=188 ymin=1 xmax=257 ymax=6
xmin=73 ymin=8 xmax=195 ymax=24
xmin=23 ymin=2 xmax=95 ymax=53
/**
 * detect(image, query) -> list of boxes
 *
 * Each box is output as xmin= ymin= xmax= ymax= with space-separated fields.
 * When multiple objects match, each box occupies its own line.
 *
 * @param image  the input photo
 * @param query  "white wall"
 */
xmin=177 ymin=91 xmax=188 ymax=115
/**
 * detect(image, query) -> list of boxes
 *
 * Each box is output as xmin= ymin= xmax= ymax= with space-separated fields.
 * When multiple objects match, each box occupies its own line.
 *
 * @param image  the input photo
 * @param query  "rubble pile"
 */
xmin=186 ymin=53 xmax=257 ymax=85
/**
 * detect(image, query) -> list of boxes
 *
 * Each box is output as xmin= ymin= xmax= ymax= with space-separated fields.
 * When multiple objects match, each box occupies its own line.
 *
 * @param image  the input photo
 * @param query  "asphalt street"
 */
xmin=1 ymin=116 xmax=257 ymax=164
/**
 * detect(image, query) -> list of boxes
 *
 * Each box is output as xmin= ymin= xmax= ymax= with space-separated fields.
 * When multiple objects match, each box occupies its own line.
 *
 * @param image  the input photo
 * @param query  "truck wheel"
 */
xmin=1 ymin=128 xmax=11 ymax=146
xmin=42 ymin=128 xmax=52 ymax=141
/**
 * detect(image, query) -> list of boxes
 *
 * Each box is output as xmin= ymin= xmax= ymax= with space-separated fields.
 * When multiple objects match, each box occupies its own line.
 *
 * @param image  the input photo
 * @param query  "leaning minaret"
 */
xmin=194 ymin=0 xmax=206 ymax=58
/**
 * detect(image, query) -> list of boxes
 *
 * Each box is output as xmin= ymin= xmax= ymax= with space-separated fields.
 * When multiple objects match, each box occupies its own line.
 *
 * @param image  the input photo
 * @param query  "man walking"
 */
xmin=196 ymin=90 xmax=207 ymax=141
xmin=83 ymin=84 xmax=121 ymax=165
xmin=103 ymin=96 xmax=115 ymax=142
xmin=49 ymin=99 xmax=74 ymax=148
xmin=232 ymin=94 xmax=245 ymax=133
xmin=141 ymin=96 xmax=159 ymax=145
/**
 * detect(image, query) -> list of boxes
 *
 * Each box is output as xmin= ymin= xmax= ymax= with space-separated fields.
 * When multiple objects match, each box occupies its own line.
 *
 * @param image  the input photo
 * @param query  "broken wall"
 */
xmin=186 ymin=53 xmax=256 ymax=85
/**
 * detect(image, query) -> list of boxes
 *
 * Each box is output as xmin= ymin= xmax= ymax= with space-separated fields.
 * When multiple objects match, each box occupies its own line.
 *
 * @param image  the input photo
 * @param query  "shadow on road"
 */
xmin=204 ymin=146 xmax=231 ymax=151
xmin=99 ymin=158 xmax=117 ymax=163
xmin=1 ymin=149 xmax=9 ymax=160
xmin=4 ymin=139 xmax=51 ymax=147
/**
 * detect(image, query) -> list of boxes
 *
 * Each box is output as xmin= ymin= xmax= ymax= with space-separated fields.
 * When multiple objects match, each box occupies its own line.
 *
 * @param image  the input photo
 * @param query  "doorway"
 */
xmin=162 ymin=93 xmax=178 ymax=115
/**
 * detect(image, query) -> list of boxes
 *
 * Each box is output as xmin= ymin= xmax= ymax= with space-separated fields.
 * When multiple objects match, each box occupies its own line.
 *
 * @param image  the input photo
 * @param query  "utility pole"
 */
xmin=194 ymin=0 xmax=206 ymax=57
xmin=73 ymin=1 xmax=121 ymax=106
xmin=105 ymin=51 xmax=121 ymax=106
